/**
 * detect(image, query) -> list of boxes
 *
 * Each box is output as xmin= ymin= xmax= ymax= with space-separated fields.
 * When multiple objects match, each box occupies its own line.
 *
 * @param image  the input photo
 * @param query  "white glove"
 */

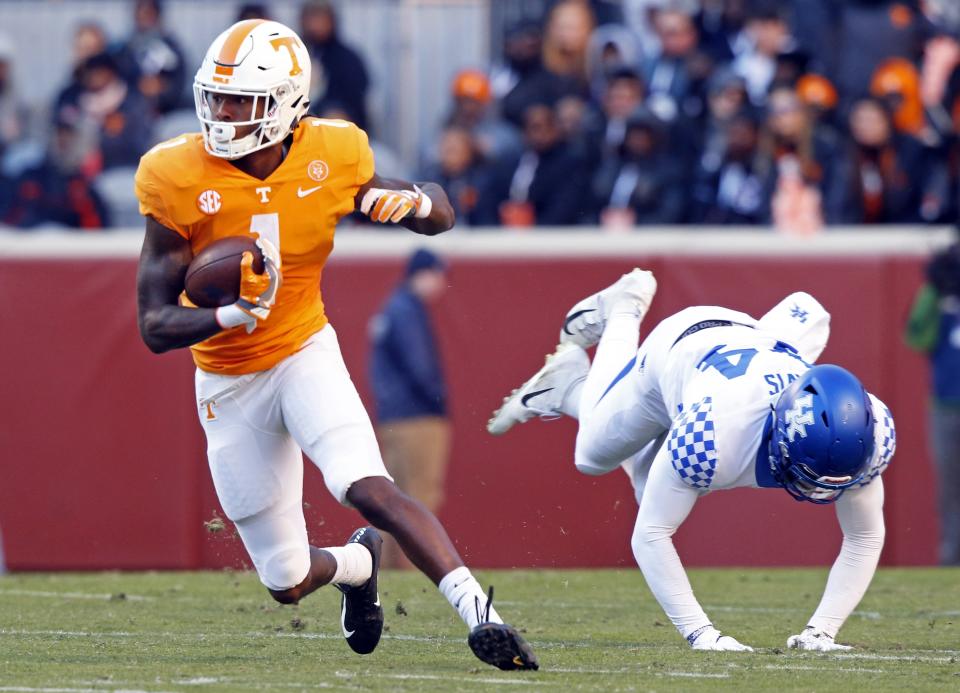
xmin=360 ymin=185 xmax=432 ymax=223
xmin=215 ymin=236 xmax=282 ymax=334
xmin=787 ymin=627 xmax=852 ymax=652
xmin=688 ymin=625 xmax=754 ymax=652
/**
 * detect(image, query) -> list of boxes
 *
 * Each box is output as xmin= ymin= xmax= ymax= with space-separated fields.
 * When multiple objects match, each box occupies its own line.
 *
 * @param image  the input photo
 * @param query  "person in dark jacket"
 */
xmin=117 ymin=0 xmax=188 ymax=115
xmin=368 ymin=249 xmax=450 ymax=569
xmin=300 ymin=0 xmax=370 ymax=130
xmin=905 ymin=240 xmax=960 ymax=565
xmin=476 ymin=102 xmax=591 ymax=226
xmin=3 ymin=118 xmax=109 ymax=229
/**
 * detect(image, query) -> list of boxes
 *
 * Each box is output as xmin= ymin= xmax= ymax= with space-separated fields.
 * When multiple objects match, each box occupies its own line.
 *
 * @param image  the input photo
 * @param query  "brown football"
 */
xmin=184 ymin=236 xmax=264 ymax=308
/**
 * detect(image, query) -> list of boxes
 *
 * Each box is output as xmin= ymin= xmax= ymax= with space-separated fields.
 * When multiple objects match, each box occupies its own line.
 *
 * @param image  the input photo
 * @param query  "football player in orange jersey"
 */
xmin=134 ymin=19 xmax=537 ymax=670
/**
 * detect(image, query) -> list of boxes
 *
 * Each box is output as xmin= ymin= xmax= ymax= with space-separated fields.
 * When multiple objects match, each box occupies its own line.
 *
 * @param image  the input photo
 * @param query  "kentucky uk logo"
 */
xmin=784 ymin=393 xmax=815 ymax=441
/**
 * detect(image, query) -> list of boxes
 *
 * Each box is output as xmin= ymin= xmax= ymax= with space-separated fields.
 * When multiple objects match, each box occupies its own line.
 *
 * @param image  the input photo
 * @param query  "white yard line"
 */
xmin=334 ymin=671 xmax=537 ymax=686
xmin=0 ymin=589 xmax=152 ymax=602
xmin=762 ymin=664 xmax=885 ymax=674
xmin=660 ymin=672 xmax=731 ymax=679
xmin=832 ymin=653 xmax=957 ymax=664
xmin=703 ymin=605 xmax=881 ymax=620
xmin=0 ymin=688 xmax=174 ymax=693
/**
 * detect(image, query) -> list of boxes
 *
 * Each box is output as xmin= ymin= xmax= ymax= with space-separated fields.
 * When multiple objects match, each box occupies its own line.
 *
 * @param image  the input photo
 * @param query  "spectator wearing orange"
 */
xmin=825 ymin=96 xmax=931 ymax=224
xmin=444 ymin=69 xmax=521 ymax=164
xmin=2 ymin=118 xmax=109 ymax=229
xmin=871 ymin=57 xmax=936 ymax=142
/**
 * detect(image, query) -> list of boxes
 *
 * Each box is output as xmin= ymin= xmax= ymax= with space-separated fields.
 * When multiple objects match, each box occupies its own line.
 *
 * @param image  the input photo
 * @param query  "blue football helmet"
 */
xmin=769 ymin=364 xmax=875 ymax=504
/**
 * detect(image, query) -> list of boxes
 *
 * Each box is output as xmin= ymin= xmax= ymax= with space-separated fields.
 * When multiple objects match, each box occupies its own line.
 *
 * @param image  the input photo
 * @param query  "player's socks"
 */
xmin=560 ymin=379 xmax=584 ymax=419
xmin=581 ymin=312 xmax=644 ymax=410
xmin=325 ymin=543 xmax=373 ymax=587
xmin=439 ymin=566 xmax=503 ymax=629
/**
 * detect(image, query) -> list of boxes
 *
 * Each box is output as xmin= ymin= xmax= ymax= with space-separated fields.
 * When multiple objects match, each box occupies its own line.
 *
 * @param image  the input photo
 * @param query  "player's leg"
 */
xmin=195 ymin=367 xmax=382 ymax=653
xmin=279 ymin=326 xmax=538 ymax=670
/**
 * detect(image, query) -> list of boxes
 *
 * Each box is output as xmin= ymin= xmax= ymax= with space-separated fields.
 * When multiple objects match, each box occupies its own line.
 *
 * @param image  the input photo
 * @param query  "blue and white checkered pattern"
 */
xmin=857 ymin=401 xmax=896 ymax=487
xmin=668 ymin=397 xmax=718 ymax=489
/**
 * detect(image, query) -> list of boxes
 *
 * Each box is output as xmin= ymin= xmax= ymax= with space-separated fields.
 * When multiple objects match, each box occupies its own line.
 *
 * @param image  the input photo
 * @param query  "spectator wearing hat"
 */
xmin=444 ymin=68 xmax=521 ymax=165
xmin=300 ymin=0 xmax=370 ymax=130
xmin=368 ymin=249 xmax=451 ymax=570
xmin=590 ymin=107 xmax=686 ymax=228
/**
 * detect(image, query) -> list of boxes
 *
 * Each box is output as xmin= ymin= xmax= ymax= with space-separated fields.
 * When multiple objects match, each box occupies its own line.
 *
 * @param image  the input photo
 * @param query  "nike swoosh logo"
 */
xmin=340 ymin=597 xmax=354 ymax=638
xmin=563 ymin=308 xmax=596 ymax=335
xmin=297 ymin=185 xmax=323 ymax=198
xmin=374 ymin=593 xmax=380 ymax=607
xmin=521 ymin=388 xmax=553 ymax=407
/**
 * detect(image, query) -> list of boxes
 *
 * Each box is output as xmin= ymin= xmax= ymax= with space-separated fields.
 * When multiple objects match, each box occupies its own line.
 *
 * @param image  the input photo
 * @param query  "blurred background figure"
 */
xmin=441 ymin=68 xmax=521 ymax=166
xmin=905 ymin=240 xmax=960 ymax=566
xmin=117 ymin=0 xmax=187 ymax=116
xmin=420 ymin=125 xmax=491 ymax=227
xmin=300 ymin=0 xmax=370 ymax=130
xmin=368 ymin=249 xmax=451 ymax=570
xmin=591 ymin=108 xmax=685 ymax=228
xmin=0 ymin=32 xmax=31 ymax=169
xmin=478 ymin=101 xmax=590 ymax=227
xmin=825 ymin=96 xmax=929 ymax=224
xmin=55 ymin=51 xmax=153 ymax=171
xmin=2 ymin=118 xmax=109 ymax=229
xmin=235 ymin=3 xmax=272 ymax=22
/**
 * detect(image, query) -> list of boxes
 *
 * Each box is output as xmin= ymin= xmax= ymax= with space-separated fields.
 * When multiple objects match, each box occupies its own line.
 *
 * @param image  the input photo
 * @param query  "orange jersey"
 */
xmin=135 ymin=117 xmax=374 ymax=374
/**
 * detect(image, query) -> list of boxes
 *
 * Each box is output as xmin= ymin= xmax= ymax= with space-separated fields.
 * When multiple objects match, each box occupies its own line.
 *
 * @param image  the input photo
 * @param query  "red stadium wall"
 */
xmin=0 ymin=246 xmax=940 ymax=570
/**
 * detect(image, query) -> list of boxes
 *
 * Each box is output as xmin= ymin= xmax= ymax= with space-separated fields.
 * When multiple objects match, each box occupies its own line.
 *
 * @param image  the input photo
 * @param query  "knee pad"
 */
xmin=260 ymin=545 xmax=310 ymax=592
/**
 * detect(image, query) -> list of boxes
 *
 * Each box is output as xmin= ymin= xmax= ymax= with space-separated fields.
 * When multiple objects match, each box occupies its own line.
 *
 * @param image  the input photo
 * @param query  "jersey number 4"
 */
xmin=699 ymin=346 xmax=758 ymax=379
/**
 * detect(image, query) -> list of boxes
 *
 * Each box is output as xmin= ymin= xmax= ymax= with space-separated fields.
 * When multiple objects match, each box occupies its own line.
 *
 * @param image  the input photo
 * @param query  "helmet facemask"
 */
xmin=194 ymin=79 xmax=302 ymax=159
xmin=770 ymin=438 xmax=863 ymax=504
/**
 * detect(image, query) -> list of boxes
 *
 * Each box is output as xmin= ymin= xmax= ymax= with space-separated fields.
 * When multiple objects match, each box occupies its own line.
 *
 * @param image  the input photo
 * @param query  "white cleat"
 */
xmin=559 ymin=268 xmax=658 ymax=349
xmin=487 ymin=343 xmax=589 ymax=436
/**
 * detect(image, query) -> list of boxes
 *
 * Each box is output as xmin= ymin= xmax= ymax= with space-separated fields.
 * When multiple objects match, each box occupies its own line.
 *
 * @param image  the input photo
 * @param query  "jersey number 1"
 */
xmin=250 ymin=213 xmax=280 ymax=251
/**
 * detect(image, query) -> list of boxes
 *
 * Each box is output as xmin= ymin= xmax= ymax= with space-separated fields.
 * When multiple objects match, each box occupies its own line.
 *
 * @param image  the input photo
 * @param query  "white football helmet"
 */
xmin=193 ymin=19 xmax=311 ymax=159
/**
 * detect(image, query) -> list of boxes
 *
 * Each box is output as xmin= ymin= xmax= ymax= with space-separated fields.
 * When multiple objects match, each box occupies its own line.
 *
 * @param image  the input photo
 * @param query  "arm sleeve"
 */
xmin=904 ymin=284 xmax=940 ymax=353
xmin=630 ymin=444 xmax=712 ymax=640
xmin=806 ymin=477 xmax=886 ymax=637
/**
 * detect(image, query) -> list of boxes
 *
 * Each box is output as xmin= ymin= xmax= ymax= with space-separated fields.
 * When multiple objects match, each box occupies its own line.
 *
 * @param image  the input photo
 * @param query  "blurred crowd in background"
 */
xmin=2 ymin=0 xmax=960 ymax=232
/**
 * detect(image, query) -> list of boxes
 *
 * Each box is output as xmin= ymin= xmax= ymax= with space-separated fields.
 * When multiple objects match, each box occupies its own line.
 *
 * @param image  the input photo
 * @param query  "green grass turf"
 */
xmin=1 ymin=568 xmax=958 ymax=691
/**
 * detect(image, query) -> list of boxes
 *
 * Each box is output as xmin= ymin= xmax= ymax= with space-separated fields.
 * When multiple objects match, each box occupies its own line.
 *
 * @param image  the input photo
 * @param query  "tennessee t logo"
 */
xmin=270 ymin=37 xmax=303 ymax=76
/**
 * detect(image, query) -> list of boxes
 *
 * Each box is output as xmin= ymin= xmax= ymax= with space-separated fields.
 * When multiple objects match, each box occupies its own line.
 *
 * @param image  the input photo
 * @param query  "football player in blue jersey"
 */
xmin=488 ymin=269 xmax=895 ymax=652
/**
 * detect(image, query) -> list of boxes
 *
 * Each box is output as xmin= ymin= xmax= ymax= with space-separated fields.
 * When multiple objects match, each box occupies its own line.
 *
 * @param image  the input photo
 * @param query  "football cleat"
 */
xmin=336 ymin=526 xmax=383 ymax=655
xmin=467 ymin=587 xmax=539 ymax=671
xmin=487 ymin=342 xmax=589 ymax=436
xmin=559 ymin=268 xmax=658 ymax=349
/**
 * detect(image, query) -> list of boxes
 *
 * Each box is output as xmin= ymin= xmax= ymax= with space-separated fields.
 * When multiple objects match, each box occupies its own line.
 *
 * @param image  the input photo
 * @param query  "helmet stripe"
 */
xmin=214 ymin=19 xmax=267 ymax=76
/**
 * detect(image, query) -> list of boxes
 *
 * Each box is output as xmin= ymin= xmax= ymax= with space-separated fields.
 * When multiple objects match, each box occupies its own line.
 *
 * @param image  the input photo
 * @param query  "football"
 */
xmin=184 ymin=235 xmax=265 ymax=308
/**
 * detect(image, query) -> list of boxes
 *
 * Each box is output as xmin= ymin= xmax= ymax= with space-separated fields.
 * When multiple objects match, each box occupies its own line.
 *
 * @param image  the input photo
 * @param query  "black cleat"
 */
xmin=467 ymin=587 xmax=539 ymax=671
xmin=336 ymin=526 xmax=383 ymax=655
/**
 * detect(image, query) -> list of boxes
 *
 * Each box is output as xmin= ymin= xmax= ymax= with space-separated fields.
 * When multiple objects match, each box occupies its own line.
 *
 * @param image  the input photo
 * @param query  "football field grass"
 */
xmin=1 ymin=568 xmax=958 ymax=691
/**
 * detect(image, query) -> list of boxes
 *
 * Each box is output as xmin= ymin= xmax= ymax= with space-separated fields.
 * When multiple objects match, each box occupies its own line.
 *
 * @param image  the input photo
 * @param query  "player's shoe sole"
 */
xmin=559 ymin=268 xmax=658 ymax=349
xmin=468 ymin=622 xmax=540 ymax=670
xmin=487 ymin=342 xmax=589 ymax=436
xmin=336 ymin=526 xmax=383 ymax=655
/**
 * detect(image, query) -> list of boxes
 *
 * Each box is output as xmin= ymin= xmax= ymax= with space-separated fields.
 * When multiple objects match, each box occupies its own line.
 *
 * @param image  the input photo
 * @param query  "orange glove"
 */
xmin=360 ymin=185 xmax=432 ymax=223
xmin=215 ymin=237 xmax=282 ymax=333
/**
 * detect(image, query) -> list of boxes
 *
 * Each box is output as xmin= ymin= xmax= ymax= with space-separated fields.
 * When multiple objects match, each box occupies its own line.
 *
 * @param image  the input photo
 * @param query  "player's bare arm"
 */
xmin=136 ymin=216 xmax=224 ymax=353
xmin=356 ymin=172 xmax=455 ymax=235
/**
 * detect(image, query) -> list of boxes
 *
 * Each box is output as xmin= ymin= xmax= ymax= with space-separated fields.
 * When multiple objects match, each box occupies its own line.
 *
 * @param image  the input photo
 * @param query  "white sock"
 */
xmin=438 ymin=566 xmax=503 ymax=629
xmin=325 ymin=543 xmax=372 ymax=587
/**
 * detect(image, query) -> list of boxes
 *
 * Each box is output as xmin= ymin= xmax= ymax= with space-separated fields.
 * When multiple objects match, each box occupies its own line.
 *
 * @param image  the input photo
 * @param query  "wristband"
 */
xmin=215 ymin=304 xmax=250 ymax=329
xmin=414 ymin=184 xmax=433 ymax=218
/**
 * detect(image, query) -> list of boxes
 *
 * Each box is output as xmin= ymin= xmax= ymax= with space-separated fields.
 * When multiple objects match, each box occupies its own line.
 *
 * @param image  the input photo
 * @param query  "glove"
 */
xmin=688 ymin=625 xmax=754 ymax=652
xmin=215 ymin=236 xmax=282 ymax=334
xmin=360 ymin=185 xmax=432 ymax=223
xmin=787 ymin=627 xmax=852 ymax=652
